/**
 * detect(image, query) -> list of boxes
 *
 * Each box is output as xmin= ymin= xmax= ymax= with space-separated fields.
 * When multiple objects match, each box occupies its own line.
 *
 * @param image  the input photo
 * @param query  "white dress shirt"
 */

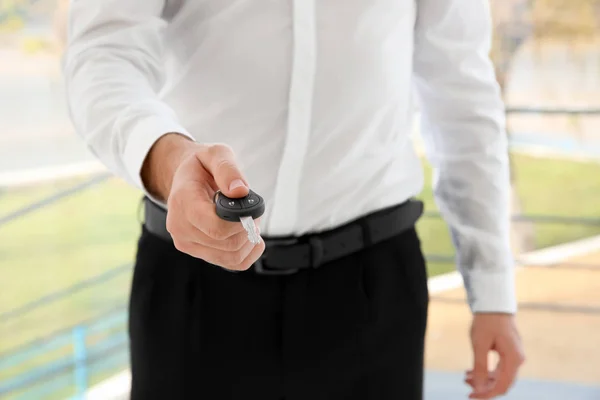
xmin=63 ymin=0 xmax=516 ymax=314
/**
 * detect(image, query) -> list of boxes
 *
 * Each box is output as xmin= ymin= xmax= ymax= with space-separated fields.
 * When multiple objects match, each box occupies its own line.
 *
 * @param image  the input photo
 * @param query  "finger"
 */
xmin=465 ymin=372 xmax=495 ymax=384
xmin=464 ymin=377 xmax=475 ymax=389
xmin=465 ymin=375 xmax=496 ymax=384
xmin=465 ymin=369 xmax=497 ymax=381
xmin=222 ymin=238 xmax=259 ymax=269
xmin=173 ymin=237 xmax=260 ymax=270
xmin=235 ymin=238 xmax=266 ymax=270
xmin=464 ymin=375 xmax=496 ymax=390
xmin=185 ymin=200 xmax=248 ymax=239
xmin=485 ymin=348 xmax=522 ymax=397
xmin=194 ymin=229 xmax=250 ymax=252
xmin=220 ymin=237 xmax=265 ymax=271
xmin=470 ymin=344 xmax=490 ymax=395
xmin=196 ymin=144 xmax=249 ymax=198
xmin=469 ymin=365 xmax=508 ymax=399
xmin=177 ymin=218 xmax=262 ymax=251
xmin=484 ymin=360 xmax=512 ymax=398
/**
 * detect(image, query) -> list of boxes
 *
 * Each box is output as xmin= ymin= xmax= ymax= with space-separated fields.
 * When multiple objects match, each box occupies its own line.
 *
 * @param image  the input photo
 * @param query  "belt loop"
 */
xmin=308 ymin=236 xmax=324 ymax=268
xmin=358 ymin=218 xmax=372 ymax=247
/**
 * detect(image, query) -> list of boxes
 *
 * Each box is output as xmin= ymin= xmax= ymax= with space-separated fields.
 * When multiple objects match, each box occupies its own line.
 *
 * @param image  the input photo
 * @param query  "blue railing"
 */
xmin=0 ymin=306 xmax=128 ymax=399
xmin=0 ymin=258 xmax=132 ymax=399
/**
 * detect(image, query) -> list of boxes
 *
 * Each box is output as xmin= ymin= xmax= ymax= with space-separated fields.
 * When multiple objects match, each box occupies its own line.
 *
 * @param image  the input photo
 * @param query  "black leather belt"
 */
xmin=144 ymin=197 xmax=424 ymax=275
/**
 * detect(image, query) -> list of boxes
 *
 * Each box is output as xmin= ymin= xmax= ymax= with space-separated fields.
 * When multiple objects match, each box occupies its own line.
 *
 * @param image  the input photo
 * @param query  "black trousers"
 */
xmin=128 ymin=223 xmax=429 ymax=400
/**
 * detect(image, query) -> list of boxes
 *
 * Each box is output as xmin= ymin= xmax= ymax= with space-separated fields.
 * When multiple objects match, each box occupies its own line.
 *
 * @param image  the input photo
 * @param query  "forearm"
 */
xmin=413 ymin=0 xmax=516 ymax=314
xmin=432 ymin=144 xmax=515 ymax=314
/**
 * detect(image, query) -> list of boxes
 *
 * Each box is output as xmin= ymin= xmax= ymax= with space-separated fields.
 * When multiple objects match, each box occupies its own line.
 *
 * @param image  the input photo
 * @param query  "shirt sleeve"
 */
xmin=63 ymin=0 xmax=194 ymax=190
xmin=412 ymin=0 xmax=517 ymax=314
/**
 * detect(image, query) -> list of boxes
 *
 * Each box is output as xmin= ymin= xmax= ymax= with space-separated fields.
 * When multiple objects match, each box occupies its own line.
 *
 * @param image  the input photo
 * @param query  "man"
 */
xmin=64 ymin=0 xmax=525 ymax=399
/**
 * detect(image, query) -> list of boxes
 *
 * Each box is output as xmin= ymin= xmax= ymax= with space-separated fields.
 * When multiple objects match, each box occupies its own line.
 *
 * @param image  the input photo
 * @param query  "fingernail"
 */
xmin=229 ymin=179 xmax=246 ymax=191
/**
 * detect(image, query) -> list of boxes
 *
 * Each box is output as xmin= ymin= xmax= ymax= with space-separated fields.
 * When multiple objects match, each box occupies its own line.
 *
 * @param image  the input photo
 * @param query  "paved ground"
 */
xmin=425 ymin=371 xmax=600 ymax=400
xmin=424 ymin=251 xmax=600 ymax=399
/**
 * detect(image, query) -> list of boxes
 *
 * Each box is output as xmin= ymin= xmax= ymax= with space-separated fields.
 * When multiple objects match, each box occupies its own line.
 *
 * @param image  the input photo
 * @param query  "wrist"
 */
xmin=141 ymin=132 xmax=196 ymax=201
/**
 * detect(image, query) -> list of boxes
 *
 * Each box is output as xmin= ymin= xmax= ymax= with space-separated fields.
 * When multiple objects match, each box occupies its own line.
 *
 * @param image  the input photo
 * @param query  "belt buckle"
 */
xmin=254 ymin=238 xmax=300 ymax=276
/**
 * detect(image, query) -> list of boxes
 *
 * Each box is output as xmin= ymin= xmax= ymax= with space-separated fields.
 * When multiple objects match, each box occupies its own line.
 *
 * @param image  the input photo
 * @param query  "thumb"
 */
xmin=197 ymin=144 xmax=249 ymax=198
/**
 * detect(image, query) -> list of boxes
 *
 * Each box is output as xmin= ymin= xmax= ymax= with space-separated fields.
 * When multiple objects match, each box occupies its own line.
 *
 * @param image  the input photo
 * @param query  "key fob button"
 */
xmin=218 ymin=197 xmax=242 ymax=209
xmin=242 ymin=193 xmax=261 ymax=209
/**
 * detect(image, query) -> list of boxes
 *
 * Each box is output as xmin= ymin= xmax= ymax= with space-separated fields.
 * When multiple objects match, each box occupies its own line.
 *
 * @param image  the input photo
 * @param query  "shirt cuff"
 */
xmin=122 ymin=114 xmax=194 ymax=205
xmin=466 ymin=268 xmax=517 ymax=314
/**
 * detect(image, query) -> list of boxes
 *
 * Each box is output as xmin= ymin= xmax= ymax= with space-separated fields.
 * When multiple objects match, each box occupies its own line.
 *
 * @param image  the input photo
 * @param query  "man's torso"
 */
xmin=160 ymin=0 xmax=423 ymax=236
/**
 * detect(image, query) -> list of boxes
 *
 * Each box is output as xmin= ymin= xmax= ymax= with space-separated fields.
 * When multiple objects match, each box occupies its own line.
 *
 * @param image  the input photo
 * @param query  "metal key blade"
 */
xmin=240 ymin=216 xmax=260 ymax=244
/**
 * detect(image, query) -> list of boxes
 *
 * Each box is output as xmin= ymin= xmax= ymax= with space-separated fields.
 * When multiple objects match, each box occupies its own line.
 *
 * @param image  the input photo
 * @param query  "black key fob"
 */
xmin=214 ymin=189 xmax=265 ymax=222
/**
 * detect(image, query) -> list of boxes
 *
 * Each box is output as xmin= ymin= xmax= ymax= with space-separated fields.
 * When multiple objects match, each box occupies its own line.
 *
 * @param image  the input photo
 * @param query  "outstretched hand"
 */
xmin=142 ymin=134 xmax=264 ymax=271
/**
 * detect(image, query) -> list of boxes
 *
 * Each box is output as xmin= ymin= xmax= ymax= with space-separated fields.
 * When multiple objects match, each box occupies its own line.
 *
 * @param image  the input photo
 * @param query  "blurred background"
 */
xmin=0 ymin=0 xmax=599 ymax=399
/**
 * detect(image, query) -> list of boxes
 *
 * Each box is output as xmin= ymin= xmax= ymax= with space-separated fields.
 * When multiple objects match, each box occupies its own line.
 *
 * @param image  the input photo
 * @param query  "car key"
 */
xmin=214 ymin=189 xmax=265 ymax=244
